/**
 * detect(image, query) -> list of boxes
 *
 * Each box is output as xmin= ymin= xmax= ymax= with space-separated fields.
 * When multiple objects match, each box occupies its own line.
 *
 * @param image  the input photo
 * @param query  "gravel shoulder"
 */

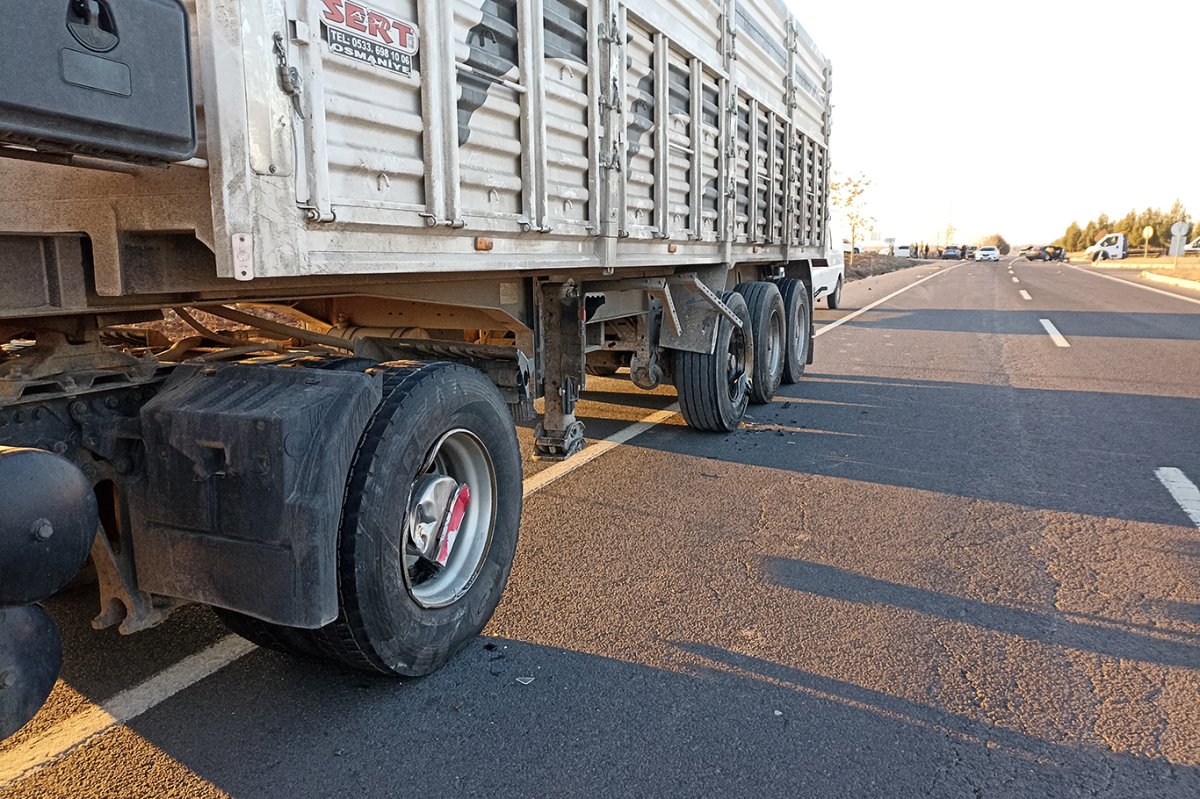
xmin=844 ymin=253 xmax=931 ymax=282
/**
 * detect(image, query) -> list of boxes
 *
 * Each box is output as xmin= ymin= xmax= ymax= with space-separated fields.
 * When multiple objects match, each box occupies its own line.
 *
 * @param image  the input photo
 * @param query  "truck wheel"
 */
xmin=218 ymin=362 xmax=521 ymax=676
xmin=736 ymin=281 xmax=786 ymax=404
xmin=674 ymin=291 xmax=753 ymax=432
xmin=827 ymin=277 xmax=843 ymax=309
xmin=777 ymin=278 xmax=811 ymax=384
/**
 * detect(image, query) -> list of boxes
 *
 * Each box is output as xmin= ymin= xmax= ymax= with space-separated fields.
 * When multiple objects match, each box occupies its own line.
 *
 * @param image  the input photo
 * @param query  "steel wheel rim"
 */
xmin=766 ymin=308 xmax=784 ymax=379
xmin=402 ymin=429 xmax=496 ymax=608
xmin=727 ymin=324 xmax=750 ymax=402
xmin=794 ymin=301 xmax=808 ymax=361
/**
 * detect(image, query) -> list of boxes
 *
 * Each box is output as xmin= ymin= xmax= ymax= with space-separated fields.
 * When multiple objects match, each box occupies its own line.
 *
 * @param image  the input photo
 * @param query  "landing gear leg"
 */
xmin=534 ymin=282 xmax=585 ymax=460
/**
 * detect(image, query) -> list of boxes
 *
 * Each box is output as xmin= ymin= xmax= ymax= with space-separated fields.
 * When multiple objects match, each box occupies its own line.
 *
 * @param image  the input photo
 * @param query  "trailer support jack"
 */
xmin=534 ymin=282 xmax=586 ymax=460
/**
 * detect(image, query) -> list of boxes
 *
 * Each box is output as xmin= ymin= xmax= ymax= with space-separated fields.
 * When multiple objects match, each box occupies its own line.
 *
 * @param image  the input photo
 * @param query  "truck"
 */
xmin=0 ymin=0 xmax=837 ymax=739
xmin=1085 ymin=232 xmax=1167 ymax=261
xmin=1085 ymin=233 xmax=1129 ymax=260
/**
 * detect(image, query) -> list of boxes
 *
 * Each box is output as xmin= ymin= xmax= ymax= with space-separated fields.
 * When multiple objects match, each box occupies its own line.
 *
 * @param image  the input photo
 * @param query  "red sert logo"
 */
xmin=320 ymin=0 xmax=419 ymax=55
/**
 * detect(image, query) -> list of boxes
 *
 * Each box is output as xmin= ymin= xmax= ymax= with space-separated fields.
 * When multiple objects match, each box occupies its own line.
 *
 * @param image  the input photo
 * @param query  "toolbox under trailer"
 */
xmin=0 ymin=0 xmax=833 ymax=738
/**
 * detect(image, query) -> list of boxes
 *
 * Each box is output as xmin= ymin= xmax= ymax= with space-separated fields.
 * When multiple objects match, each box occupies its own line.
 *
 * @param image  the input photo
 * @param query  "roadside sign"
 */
xmin=1142 ymin=225 xmax=1154 ymax=241
xmin=1169 ymin=220 xmax=1191 ymax=261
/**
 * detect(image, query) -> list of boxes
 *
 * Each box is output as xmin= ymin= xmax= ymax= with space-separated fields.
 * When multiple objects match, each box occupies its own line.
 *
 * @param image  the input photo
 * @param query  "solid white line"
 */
xmin=1011 ymin=276 xmax=1020 ymax=283
xmin=1039 ymin=318 xmax=1070 ymax=347
xmin=814 ymin=262 xmax=964 ymax=337
xmin=0 ymin=261 xmax=964 ymax=784
xmin=0 ymin=636 xmax=257 ymax=787
xmin=1019 ymin=290 xmax=1032 ymax=301
xmin=522 ymin=404 xmax=680 ymax=496
xmin=1155 ymin=468 xmax=1200 ymax=528
xmin=1067 ymin=263 xmax=1200 ymax=308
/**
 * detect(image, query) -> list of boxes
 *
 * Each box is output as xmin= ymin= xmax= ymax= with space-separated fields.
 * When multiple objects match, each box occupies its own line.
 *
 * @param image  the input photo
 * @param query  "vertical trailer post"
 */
xmin=294 ymin=0 xmax=335 ymax=222
xmin=518 ymin=0 xmax=550 ymax=232
xmin=783 ymin=20 xmax=798 ymax=259
xmin=747 ymin=97 xmax=759 ymax=243
xmin=720 ymin=0 xmax=737 ymax=261
xmin=689 ymin=58 xmax=704 ymax=241
xmin=418 ymin=0 xmax=461 ymax=227
xmin=653 ymin=33 xmax=670 ymax=239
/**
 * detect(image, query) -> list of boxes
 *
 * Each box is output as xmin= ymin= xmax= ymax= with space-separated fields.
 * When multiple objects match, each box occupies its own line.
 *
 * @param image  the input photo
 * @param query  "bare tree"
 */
xmin=978 ymin=233 xmax=1011 ymax=255
xmin=830 ymin=172 xmax=874 ymax=267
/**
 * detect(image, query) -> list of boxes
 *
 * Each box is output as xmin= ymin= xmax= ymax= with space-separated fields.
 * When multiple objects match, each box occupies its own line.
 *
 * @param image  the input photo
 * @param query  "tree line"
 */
xmin=1054 ymin=201 xmax=1196 ymax=251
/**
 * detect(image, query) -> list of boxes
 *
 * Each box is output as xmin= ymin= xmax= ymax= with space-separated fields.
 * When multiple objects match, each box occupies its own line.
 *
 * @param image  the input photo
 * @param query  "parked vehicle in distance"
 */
xmin=895 ymin=245 xmax=911 ymax=257
xmin=941 ymin=246 xmax=962 ymax=260
xmin=1185 ymin=235 xmax=1200 ymax=255
xmin=1026 ymin=246 xmax=1068 ymax=262
xmin=1085 ymin=233 xmax=1130 ymax=261
xmin=964 ymin=246 xmax=977 ymax=259
xmin=975 ymin=246 xmax=1000 ymax=261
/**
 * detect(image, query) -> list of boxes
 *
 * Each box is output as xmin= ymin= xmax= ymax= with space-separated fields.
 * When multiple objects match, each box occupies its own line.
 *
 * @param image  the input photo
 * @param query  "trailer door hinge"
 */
xmin=599 ymin=14 xmax=620 ymax=43
xmin=273 ymin=32 xmax=305 ymax=119
xmin=599 ymin=142 xmax=623 ymax=172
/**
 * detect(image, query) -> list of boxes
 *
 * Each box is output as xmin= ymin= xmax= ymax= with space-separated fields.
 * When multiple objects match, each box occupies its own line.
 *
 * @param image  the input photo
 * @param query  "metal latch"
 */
xmin=273 ymin=32 xmax=305 ymax=118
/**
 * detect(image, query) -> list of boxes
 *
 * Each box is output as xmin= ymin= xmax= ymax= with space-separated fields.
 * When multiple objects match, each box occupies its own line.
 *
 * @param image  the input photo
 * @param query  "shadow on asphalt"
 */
xmin=114 ymin=636 xmax=1198 ymax=799
xmin=764 ymin=558 xmax=1200 ymax=669
xmin=627 ymin=372 xmax=1200 ymax=527
xmin=838 ymin=309 xmax=1200 ymax=340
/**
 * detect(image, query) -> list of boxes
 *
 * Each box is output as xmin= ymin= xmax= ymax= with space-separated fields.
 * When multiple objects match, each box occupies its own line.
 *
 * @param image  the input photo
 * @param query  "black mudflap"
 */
xmin=129 ymin=364 xmax=382 ymax=627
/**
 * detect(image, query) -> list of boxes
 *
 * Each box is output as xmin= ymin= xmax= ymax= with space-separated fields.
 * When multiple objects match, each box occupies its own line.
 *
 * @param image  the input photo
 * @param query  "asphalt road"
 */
xmin=3 ymin=257 xmax=1200 ymax=798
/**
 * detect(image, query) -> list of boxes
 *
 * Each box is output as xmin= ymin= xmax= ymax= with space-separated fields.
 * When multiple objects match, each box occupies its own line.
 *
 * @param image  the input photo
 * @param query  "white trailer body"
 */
xmin=2 ymin=0 xmax=832 ymax=291
xmin=0 ymin=0 xmax=835 ymax=740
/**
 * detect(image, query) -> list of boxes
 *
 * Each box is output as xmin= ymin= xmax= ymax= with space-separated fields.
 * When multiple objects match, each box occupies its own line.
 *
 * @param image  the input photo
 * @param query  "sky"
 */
xmin=787 ymin=0 xmax=1200 ymax=246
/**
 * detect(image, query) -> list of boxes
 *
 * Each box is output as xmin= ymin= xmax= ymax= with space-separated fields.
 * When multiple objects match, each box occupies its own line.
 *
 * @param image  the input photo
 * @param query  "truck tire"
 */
xmin=673 ymin=291 xmax=753 ymax=432
xmin=826 ymin=277 xmax=843 ymax=309
xmin=777 ymin=278 xmax=811 ymax=384
xmin=735 ymin=281 xmax=786 ymax=404
xmin=218 ymin=362 xmax=521 ymax=676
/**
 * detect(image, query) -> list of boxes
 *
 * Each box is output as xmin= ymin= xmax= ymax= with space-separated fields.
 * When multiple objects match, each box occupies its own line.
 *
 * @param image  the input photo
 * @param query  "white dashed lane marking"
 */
xmin=1156 ymin=468 xmax=1200 ymax=528
xmin=1039 ymin=318 xmax=1070 ymax=348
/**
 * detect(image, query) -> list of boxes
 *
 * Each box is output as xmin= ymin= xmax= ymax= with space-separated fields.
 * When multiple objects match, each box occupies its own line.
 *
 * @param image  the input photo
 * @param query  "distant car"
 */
xmin=975 ymin=246 xmax=1000 ymax=261
xmin=1184 ymin=235 xmax=1200 ymax=255
xmin=964 ymin=246 xmax=977 ymax=259
xmin=1026 ymin=246 xmax=1068 ymax=262
xmin=895 ymin=245 xmax=910 ymax=257
xmin=941 ymin=246 xmax=962 ymax=260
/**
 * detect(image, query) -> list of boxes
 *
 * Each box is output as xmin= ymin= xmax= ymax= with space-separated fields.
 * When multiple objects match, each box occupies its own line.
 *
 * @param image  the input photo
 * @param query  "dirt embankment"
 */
xmin=844 ymin=253 xmax=927 ymax=282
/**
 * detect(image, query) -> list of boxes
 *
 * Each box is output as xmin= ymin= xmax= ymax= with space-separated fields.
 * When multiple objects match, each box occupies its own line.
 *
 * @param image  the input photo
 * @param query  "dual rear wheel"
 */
xmin=673 ymin=278 xmax=812 ymax=432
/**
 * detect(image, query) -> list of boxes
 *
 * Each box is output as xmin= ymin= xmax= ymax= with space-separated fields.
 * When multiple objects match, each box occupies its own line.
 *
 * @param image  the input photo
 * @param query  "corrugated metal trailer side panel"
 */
xmin=0 ymin=0 xmax=830 ymax=290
